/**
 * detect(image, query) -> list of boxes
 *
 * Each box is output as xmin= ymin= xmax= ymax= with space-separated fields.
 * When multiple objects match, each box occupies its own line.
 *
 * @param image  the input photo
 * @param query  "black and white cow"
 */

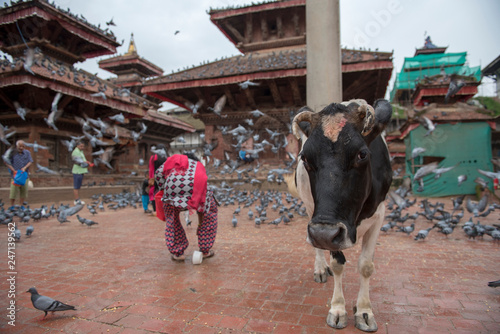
xmin=291 ymin=99 xmax=393 ymax=332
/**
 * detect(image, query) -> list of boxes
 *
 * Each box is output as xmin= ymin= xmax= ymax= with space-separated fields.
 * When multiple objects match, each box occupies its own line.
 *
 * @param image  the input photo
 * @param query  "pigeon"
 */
xmin=414 ymin=227 xmax=433 ymax=241
xmin=14 ymin=225 xmax=21 ymax=241
xmin=90 ymin=91 xmax=106 ymax=99
xmin=397 ymin=223 xmax=415 ymax=236
xmin=414 ymin=162 xmax=439 ymax=191
xmin=457 ymin=174 xmax=467 ymax=186
xmin=36 ymin=163 xmax=60 ymax=175
xmin=238 ymin=80 xmax=260 ymax=89
xmin=466 ymin=195 xmax=489 ymax=217
xmin=25 ymin=141 xmax=49 ymax=153
xmin=27 ymin=287 xmax=76 ymax=319
xmin=477 ymin=169 xmax=500 ymax=181
xmin=249 ymin=109 xmax=265 ymax=118
xmin=433 ymin=163 xmax=459 ymax=179
xmin=0 ymin=123 xmax=16 ymax=146
xmin=51 ymin=92 xmax=63 ymax=113
xmin=208 ymin=95 xmax=227 ymax=118
xmin=26 ymin=225 xmax=34 ymax=236
xmin=231 ymin=214 xmax=237 ymax=227
xmin=411 ymin=147 xmax=426 ymax=159
xmin=109 ymin=113 xmax=125 ymax=124
xmin=77 ymin=214 xmax=99 ymax=227
xmin=13 ymin=101 xmax=29 ymax=121
xmin=421 ymin=116 xmax=435 ymax=136
xmin=185 ymin=99 xmax=204 ymax=114
xmin=445 ymin=77 xmax=465 ymax=104
xmin=44 ymin=104 xmax=64 ymax=131
xmin=106 ymin=17 xmax=116 ymax=26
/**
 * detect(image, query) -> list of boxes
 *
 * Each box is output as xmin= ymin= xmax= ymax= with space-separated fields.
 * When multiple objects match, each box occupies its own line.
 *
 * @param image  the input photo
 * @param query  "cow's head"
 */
xmin=292 ymin=99 xmax=392 ymax=251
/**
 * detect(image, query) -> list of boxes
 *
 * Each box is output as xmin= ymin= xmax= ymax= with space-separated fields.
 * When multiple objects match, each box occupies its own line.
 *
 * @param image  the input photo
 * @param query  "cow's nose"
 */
xmin=307 ymin=222 xmax=344 ymax=251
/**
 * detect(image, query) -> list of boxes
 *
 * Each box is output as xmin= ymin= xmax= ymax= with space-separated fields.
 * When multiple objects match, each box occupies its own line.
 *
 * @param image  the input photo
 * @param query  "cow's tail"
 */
xmin=284 ymin=170 xmax=300 ymax=199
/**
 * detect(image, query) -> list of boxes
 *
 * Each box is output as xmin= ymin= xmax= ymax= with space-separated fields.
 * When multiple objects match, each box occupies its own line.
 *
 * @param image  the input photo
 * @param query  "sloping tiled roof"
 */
xmin=144 ymin=47 xmax=392 ymax=86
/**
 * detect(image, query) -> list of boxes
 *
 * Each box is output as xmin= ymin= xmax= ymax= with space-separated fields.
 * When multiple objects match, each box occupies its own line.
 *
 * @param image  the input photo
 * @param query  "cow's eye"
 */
xmin=357 ymin=149 xmax=369 ymax=162
xmin=301 ymin=155 xmax=313 ymax=171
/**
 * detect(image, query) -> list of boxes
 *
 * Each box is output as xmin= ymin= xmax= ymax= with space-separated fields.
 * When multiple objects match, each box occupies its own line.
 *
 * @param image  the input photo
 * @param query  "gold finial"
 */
xmin=126 ymin=33 xmax=137 ymax=55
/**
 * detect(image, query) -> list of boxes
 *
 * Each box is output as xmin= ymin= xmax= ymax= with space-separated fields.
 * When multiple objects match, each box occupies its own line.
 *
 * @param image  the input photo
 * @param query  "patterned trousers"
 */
xmin=164 ymin=195 xmax=218 ymax=257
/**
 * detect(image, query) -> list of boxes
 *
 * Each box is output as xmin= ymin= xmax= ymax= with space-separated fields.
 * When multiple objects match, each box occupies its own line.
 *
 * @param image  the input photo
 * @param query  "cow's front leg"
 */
xmin=313 ymin=248 xmax=332 ymax=283
xmin=326 ymin=251 xmax=347 ymax=329
xmin=354 ymin=220 xmax=381 ymax=332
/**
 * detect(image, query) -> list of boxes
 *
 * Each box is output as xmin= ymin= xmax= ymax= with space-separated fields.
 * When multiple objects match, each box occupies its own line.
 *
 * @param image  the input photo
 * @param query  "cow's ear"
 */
xmin=364 ymin=99 xmax=393 ymax=143
xmin=345 ymin=100 xmax=375 ymax=136
xmin=292 ymin=106 xmax=316 ymax=140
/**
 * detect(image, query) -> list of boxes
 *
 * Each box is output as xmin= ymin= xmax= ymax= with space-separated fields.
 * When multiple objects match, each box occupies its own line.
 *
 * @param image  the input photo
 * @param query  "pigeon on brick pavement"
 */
xmin=27 ymin=287 xmax=76 ymax=319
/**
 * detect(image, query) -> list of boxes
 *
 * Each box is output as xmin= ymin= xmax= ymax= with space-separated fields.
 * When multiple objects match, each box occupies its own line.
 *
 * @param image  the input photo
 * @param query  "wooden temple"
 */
xmin=142 ymin=0 xmax=394 ymax=162
xmin=0 ymin=0 xmax=194 ymax=182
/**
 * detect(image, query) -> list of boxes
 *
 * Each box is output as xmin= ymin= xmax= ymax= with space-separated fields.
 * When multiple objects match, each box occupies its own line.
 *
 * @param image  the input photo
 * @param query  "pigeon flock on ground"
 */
xmin=381 ymin=184 xmax=500 ymax=242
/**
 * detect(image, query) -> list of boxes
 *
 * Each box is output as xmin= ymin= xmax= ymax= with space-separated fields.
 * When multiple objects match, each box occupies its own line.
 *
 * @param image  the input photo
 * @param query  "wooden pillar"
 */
xmin=306 ymin=0 xmax=342 ymax=111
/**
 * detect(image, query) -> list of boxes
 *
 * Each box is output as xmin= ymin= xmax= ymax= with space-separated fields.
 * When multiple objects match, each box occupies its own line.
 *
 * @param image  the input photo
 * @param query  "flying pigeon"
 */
xmin=36 ymin=163 xmax=60 ymax=175
xmin=238 ymin=80 xmax=260 ymax=89
xmin=445 ymin=77 xmax=465 ymax=104
xmin=250 ymin=109 xmax=266 ymax=118
xmin=208 ymin=95 xmax=227 ymax=118
xmin=421 ymin=116 xmax=435 ymax=136
xmin=13 ymin=101 xmax=28 ymax=121
xmin=51 ymin=92 xmax=63 ymax=113
xmin=109 ymin=113 xmax=125 ymax=124
xmin=25 ymin=141 xmax=49 ymax=153
xmin=185 ymin=99 xmax=203 ymax=114
xmin=27 ymin=287 xmax=76 ymax=319
xmin=411 ymin=147 xmax=426 ymax=159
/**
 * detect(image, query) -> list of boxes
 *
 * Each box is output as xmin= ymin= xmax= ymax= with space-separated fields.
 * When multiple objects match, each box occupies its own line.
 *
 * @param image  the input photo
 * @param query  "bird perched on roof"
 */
xmin=208 ymin=95 xmax=227 ymax=118
xmin=27 ymin=287 xmax=76 ymax=319
xmin=238 ymin=80 xmax=260 ymax=89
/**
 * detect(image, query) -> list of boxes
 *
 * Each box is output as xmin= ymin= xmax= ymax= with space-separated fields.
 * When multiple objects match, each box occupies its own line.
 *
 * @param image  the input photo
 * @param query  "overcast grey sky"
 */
xmin=58 ymin=0 xmax=500 ymax=102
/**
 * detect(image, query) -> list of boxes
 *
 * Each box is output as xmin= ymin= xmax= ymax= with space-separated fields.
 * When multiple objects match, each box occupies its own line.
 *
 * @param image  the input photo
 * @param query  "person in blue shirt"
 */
xmin=4 ymin=140 xmax=33 ymax=210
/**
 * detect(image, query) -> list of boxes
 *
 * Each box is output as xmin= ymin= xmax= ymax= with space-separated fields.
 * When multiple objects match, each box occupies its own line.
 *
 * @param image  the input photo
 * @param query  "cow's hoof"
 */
xmin=354 ymin=312 xmax=378 ymax=332
xmin=326 ymin=311 xmax=347 ymax=329
xmin=313 ymin=266 xmax=333 ymax=283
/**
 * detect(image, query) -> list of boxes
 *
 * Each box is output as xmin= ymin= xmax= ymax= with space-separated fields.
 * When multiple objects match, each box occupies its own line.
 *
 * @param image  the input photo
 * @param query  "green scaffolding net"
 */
xmin=390 ymin=52 xmax=482 ymax=101
xmin=405 ymin=122 xmax=493 ymax=197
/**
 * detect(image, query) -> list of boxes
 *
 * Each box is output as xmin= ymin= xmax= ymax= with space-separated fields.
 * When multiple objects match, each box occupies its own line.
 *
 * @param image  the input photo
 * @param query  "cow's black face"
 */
xmin=293 ymin=100 xmax=392 ymax=251
xmin=301 ymin=113 xmax=373 ymax=251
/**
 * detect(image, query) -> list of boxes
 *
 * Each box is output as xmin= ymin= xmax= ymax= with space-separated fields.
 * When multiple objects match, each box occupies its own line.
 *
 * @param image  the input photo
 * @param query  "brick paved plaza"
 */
xmin=1 ymin=192 xmax=499 ymax=334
